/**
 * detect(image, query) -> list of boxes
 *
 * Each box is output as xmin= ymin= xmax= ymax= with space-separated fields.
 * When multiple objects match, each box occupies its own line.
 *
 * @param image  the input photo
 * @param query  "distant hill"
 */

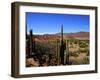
xmin=31 ymin=32 xmax=89 ymax=41
xmin=64 ymin=32 xmax=89 ymax=40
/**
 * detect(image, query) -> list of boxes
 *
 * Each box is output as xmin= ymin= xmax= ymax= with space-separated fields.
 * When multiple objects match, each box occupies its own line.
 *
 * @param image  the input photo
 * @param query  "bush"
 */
xmin=79 ymin=48 xmax=89 ymax=53
xmin=68 ymin=51 xmax=79 ymax=57
xmin=81 ymin=57 xmax=89 ymax=64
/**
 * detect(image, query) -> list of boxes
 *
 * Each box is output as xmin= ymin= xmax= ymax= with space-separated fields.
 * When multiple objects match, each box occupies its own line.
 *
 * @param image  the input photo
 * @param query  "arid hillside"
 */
xmin=32 ymin=32 xmax=89 ymax=41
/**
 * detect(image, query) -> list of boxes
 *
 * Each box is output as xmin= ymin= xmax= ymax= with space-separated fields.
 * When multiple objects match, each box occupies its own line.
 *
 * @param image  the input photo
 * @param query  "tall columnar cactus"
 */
xmin=33 ymin=32 xmax=35 ymax=53
xmin=26 ymin=24 xmax=29 ymax=57
xmin=63 ymin=40 xmax=67 ymax=65
xmin=60 ymin=24 xmax=64 ymax=65
xmin=26 ymin=23 xmax=30 ymax=57
xmin=48 ymin=53 xmax=52 ymax=66
xmin=26 ymin=22 xmax=27 ymax=39
xmin=56 ymin=39 xmax=60 ymax=65
xmin=66 ymin=39 xmax=69 ymax=65
xmin=29 ymin=29 xmax=33 ymax=56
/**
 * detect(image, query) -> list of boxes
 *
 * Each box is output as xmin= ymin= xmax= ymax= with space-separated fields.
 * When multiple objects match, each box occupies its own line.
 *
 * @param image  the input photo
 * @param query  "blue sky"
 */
xmin=26 ymin=12 xmax=89 ymax=34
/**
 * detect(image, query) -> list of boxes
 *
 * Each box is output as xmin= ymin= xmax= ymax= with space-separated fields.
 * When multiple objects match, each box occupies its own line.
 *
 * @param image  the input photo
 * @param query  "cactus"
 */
xmin=56 ymin=39 xmax=60 ymax=65
xmin=29 ymin=29 xmax=33 ymax=56
xmin=29 ymin=29 xmax=36 ymax=57
xmin=66 ymin=39 xmax=69 ymax=64
xmin=60 ymin=24 xmax=65 ymax=65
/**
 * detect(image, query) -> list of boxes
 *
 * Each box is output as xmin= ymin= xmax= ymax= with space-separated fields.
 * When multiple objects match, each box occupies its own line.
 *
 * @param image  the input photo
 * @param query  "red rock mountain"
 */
xmin=32 ymin=32 xmax=89 ymax=41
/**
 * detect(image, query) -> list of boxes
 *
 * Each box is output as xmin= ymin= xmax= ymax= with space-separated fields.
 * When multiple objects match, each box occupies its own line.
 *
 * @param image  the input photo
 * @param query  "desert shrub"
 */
xmin=35 ymin=41 xmax=57 ymax=55
xmin=74 ymin=41 xmax=77 ymax=44
xmin=68 ymin=57 xmax=79 ymax=65
xmin=68 ymin=51 xmax=79 ymax=57
xmin=68 ymin=59 xmax=78 ymax=65
xmin=79 ymin=40 xmax=89 ymax=48
xmin=34 ymin=41 xmax=59 ymax=66
xmin=86 ymin=50 xmax=89 ymax=56
xmin=79 ymin=48 xmax=89 ymax=53
xmin=79 ymin=43 xmax=87 ymax=48
xmin=69 ymin=45 xmax=73 ymax=48
xmin=81 ymin=57 xmax=89 ymax=64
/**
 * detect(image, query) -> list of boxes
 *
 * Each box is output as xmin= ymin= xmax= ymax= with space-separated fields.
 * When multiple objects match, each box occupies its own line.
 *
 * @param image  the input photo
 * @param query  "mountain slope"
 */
xmin=32 ymin=32 xmax=89 ymax=41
